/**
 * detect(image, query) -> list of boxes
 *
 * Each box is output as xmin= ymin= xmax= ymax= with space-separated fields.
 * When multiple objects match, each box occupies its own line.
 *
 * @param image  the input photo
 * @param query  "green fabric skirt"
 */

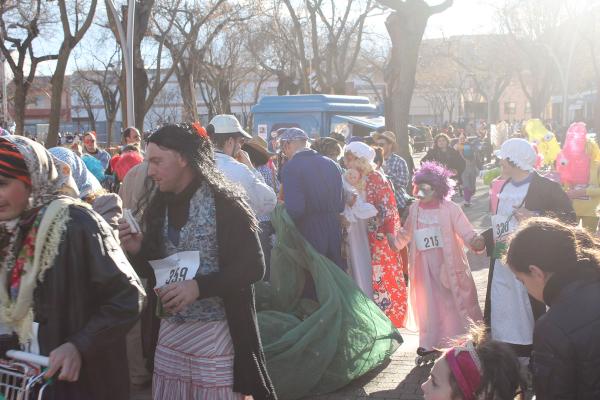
xmin=256 ymin=206 xmax=402 ymax=400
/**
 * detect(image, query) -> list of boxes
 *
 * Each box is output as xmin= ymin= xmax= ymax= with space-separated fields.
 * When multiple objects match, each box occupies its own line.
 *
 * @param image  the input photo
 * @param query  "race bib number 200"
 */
xmin=415 ymin=226 xmax=444 ymax=251
xmin=149 ymin=251 xmax=200 ymax=289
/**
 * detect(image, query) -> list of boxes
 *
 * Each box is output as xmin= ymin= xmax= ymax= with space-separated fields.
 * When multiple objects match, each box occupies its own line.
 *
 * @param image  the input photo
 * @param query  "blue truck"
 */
xmin=250 ymin=94 xmax=384 ymax=144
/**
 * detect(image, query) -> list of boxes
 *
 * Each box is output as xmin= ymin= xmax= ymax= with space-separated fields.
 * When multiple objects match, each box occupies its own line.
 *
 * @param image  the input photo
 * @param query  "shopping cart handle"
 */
xmin=6 ymin=350 xmax=50 ymax=367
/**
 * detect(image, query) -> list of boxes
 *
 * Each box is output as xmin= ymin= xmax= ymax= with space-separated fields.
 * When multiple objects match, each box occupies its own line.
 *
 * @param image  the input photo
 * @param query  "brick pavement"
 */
xmin=132 ymin=180 xmax=493 ymax=400
xmin=302 ymin=181 xmax=492 ymax=400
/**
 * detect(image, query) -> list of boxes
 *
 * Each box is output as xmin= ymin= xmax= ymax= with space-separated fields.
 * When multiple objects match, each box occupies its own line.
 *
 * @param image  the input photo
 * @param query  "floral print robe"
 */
xmin=366 ymin=170 xmax=407 ymax=327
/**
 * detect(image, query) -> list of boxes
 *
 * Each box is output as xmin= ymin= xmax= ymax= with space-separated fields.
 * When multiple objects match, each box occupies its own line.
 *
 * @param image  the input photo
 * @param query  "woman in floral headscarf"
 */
xmin=50 ymin=147 xmax=123 ymax=231
xmin=0 ymin=136 xmax=144 ymax=400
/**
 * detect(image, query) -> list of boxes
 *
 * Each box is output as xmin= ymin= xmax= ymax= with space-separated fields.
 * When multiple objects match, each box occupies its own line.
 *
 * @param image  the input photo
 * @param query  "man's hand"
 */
xmin=45 ymin=342 xmax=81 ymax=382
xmin=470 ymin=235 xmax=485 ymax=252
xmin=513 ymin=206 xmax=538 ymax=222
xmin=236 ymin=149 xmax=254 ymax=169
xmin=158 ymin=280 xmax=200 ymax=314
xmin=118 ymin=219 xmax=143 ymax=255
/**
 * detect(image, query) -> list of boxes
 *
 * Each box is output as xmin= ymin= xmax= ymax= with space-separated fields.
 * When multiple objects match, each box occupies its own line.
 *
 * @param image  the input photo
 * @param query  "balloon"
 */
xmin=555 ymin=122 xmax=590 ymax=186
xmin=483 ymin=167 xmax=501 ymax=186
xmin=525 ymin=119 xmax=560 ymax=167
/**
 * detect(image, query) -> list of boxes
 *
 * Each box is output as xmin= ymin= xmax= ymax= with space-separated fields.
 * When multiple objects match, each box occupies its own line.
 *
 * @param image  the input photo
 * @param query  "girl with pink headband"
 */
xmin=422 ymin=326 xmax=523 ymax=400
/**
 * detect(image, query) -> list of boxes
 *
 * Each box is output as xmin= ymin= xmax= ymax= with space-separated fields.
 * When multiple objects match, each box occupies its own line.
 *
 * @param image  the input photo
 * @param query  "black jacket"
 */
xmin=422 ymin=147 xmax=466 ymax=180
xmin=482 ymin=172 xmax=576 ymax=355
xmin=33 ymin=206 xmax=145 ymax=400
xmin=139 ymin=192 xmax=277 ymax=400
xmin=532 ymin=263 xmax=600 ymax=399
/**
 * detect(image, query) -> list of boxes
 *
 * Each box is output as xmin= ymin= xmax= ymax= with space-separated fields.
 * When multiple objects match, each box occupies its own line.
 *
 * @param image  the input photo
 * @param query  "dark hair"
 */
xmin=363 ymin=136 xmax=375 ymax=146
xmin=372 ymin=146 xmax=384 ymax=168
xmin=121 ymin=144 xmax=140 ymax=153
xmin=448 ymin=325 xmax=524 ymax=400
xmin=142 ymin=124 xmax=257 ymax=258
xmin=122 ymin=127 xmax=140 ymax=144
xmin=242 ymin=143 xmax=270 ymax=167
xmin=329 ymin=132 xmax=346 ymax=146
xmin=210 ymin=132 xmax=240 ymax=149
xmin=312 ymin=137 xmax=342 ymax=160
xmin=503 ymin=158 xmax=519 ymax=169
xmin=506 ymin=217 xmax=600 ymax=274
xmin=434 ymin=133 xmax=451 ymax=148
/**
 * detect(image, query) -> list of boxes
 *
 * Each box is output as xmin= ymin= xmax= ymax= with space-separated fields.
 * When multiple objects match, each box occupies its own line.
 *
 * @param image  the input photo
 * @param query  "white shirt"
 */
xmin=214 ymin=152 xmax=277 ymax=217
xmin=491 ymin=179 xmax=535 ymax=345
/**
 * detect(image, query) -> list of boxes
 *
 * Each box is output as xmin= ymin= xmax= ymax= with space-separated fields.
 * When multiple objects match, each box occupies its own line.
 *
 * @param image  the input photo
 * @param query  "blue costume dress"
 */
xmin=281 ymin=149 xmax=345 ymax=268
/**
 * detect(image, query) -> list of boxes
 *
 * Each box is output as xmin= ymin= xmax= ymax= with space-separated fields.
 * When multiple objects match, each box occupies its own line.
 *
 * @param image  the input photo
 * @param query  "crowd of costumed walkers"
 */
xmin=0 ymin=116 xmax=598 ymax=400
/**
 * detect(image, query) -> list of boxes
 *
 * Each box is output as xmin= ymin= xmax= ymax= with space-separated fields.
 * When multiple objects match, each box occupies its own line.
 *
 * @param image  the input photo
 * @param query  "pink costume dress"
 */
xmin=397 ymin=199 xmax=483 ymax=350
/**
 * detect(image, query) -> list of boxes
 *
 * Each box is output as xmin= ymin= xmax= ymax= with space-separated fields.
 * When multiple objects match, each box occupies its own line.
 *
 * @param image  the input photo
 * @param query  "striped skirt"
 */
xmin=152 ymin=319 xmax=244 ymax=400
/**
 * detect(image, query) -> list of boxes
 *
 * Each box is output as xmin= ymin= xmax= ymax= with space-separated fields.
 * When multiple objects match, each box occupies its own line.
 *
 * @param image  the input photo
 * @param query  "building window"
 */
xmin=32 ymin=95 xmax=45 ymax=108
xmin=525 ymin=102 xmax=531 ymax=115
xmin=504 ymin=102 xmax=516 ymax=115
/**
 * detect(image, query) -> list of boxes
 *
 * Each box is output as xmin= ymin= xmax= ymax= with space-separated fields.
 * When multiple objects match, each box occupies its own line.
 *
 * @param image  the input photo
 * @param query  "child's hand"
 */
xmin=470 ymin=235 xmax=485 ymax=252
xmin=347 ymin=193 xmax=357 ymax=207
xmin=386 ymin=233 xmax=400 ymax=253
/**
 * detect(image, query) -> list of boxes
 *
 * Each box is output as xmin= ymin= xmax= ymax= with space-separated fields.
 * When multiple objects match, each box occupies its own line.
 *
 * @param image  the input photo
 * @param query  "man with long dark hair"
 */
xmin=119 ymin=124 xmax=276 ymax=400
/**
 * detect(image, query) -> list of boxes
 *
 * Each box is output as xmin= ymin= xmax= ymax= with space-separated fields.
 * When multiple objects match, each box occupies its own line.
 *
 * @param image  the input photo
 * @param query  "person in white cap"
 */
xmin=208 ymin=114 xmax=276 ymax=218
xmin=482 ymin=138 xmax=575 ymax=362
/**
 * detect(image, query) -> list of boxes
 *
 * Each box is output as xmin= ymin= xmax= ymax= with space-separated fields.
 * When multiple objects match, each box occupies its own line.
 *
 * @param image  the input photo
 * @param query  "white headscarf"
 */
xmin=345 ymin=141 xmax=376 ymax=164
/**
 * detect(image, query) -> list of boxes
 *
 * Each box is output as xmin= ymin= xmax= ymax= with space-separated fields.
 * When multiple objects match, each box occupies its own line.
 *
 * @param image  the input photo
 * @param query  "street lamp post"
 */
xmin=106 ymin=0 xmax=135 ymax=129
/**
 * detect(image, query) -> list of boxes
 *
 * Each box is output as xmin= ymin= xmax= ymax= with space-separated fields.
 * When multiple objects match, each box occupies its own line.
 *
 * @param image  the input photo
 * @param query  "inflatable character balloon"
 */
xmin=556 ymin=122 xmax=591 ymax=186
xmin=525 ymin=119 xmax=560 ymax=167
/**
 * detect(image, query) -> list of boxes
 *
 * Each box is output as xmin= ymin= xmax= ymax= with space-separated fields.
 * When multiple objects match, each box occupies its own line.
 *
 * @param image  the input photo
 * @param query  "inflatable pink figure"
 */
xmin=556 ymin=122 xmax=590 ymax=186
xmin=531 ymin=143 xmax=544 ymax=170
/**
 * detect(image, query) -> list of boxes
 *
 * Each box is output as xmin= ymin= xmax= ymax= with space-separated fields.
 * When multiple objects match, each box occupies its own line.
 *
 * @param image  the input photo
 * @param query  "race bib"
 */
xmin=149 ymin=251 xmax=200 ymax=289
xmin=491 ymin=214 xmax=515 ymax=243
xmin=415 ymin=226 xmax=444 ymax=251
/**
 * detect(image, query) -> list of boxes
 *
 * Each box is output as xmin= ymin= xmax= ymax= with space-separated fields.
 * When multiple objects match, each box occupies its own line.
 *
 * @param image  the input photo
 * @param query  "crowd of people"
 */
xmin=0 ymin=114 xmax=598 ymax=400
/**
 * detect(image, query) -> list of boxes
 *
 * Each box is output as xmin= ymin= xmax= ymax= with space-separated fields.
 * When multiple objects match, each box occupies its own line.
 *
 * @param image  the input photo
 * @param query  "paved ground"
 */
xmin=302 ymin=180 xmax=491 ymax=400
xmin=132 ymin=174 xmax=492 ymax=400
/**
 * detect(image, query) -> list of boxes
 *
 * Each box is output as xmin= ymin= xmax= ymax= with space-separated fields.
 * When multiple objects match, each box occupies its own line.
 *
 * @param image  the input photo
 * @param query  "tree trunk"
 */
xmin=175 ymin=64 xmax=198 ymax=122
xmin=13 ymin=78 xmax=26 ymax=137
xmin=384 ymin=11 xmax=428 ymax=161
xmin=531 ymin=96 xmax=546 ymax=118
xmin=106 ymin=115 xmax=114 ymax=147
xmin=46 ymin=45 xmax=71 ymax=147
xmin=487 ymin=100 xmax=500 ymax=124
xmin=87 ymin=108 xmax=97 ymax=132
xmin=219 ymin=80 xmax=232 ymax=115
xmin=133 ymin=61 xmax=148 ymax=130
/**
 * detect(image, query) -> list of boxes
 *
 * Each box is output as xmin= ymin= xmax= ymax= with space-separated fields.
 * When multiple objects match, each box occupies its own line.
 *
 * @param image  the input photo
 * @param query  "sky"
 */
xmin=369 ymin=0 xmax=496 ymax=39
xmin=34 ymin=0 xmax=497 ymax=76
